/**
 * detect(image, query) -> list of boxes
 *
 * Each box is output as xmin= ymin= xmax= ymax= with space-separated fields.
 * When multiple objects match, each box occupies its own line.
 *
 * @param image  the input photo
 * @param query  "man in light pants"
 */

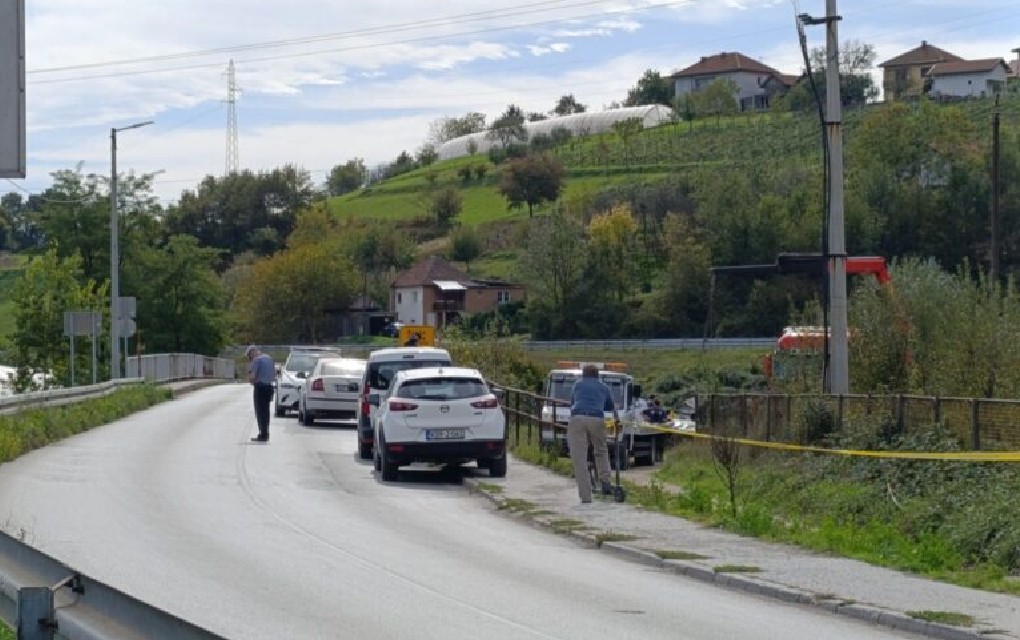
xmin=567 ymin=364 xmax=619 ymax=504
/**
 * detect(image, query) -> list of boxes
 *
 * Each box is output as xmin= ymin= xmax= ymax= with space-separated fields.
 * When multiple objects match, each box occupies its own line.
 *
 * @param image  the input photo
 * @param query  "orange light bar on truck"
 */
xmin=603 ymin=362 xmax=628 ymax=373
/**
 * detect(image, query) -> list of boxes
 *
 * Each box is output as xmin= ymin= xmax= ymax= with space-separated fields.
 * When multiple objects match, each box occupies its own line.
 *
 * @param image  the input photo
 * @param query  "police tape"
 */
xmin=597 ymin=419 xmax=1020 ymax=462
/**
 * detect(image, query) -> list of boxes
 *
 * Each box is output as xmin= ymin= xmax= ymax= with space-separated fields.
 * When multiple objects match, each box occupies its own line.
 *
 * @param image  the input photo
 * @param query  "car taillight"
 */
xmin=388 ymin=401 xmax=418 ymax=412
xmin=311 ymin=378 xmax=324 ymax=392
xmin=471 ymin=396 xmax=499 ymax=409
xmin=361 ymin=383 xmax=370 ymax=416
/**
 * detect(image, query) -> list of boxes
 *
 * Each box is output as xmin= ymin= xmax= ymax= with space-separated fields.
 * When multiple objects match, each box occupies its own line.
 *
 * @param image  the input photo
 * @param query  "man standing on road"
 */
xmin=246 ymin=345 xmax=275 ymax=443
xmin=568 ymin=364 xmax=619 ymax=504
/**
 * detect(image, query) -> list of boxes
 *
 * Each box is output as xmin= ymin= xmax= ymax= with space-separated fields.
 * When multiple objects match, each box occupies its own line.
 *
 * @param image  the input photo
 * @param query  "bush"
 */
xmin=800 ymin=398 xmax=836 ymax=445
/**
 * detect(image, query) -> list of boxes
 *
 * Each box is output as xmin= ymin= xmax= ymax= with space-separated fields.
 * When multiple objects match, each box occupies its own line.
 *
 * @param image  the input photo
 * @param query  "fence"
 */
xmin=0 ymin=379 xmax=143 ymax=416
xmin=126 ymin=354 xmax=236 ymax=383
xmin=490 ymin=382 xmax=1020 ymax=453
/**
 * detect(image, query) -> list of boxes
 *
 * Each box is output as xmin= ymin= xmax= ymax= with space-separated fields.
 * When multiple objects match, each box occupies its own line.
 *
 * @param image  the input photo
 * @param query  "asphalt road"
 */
xmin=0 ymin=385 xmax=919 ymax=640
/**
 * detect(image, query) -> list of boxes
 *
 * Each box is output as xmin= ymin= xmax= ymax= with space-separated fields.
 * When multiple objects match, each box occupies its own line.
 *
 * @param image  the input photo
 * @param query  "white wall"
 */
xmin=931 ymin=67 xmax=1008 ymax=97
xmin=674 ymin=71 xmax=769 ymax=109
xmin=393 ymin=286 xmax=424 ymax=324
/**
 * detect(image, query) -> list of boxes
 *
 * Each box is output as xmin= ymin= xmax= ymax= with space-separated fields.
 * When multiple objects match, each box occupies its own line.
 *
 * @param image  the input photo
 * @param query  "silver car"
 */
xmin=298 ymin=357 xmax=366 ymax=426
xmin=275 ymin=347 xmax=341 ymax=417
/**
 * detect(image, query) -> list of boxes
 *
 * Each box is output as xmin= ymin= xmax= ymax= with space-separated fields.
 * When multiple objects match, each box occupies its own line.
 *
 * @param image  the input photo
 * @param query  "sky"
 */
xmin=5 ymin=0 xmax=1020 ymax=205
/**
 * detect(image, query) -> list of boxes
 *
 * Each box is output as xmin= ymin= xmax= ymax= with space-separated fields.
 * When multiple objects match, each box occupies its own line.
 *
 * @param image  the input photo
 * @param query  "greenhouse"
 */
xmin=436 ymin=104 xmax=675 ymax=161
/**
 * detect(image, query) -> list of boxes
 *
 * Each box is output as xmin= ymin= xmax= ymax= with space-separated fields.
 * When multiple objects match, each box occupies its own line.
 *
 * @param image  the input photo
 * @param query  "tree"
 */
xmin=163 ymin=165 xmax=314 ymax=262
xmin=784 ymin=40 xmax=879 ymax=110
xmin=520 ymin=210 xmax=587 ymax=338
xmin=448 ymin=225 xmax=482 ymax=273
xmin=427 ymin=112 xmax=487 ymax=146
xmin=235 ymin=243 xmax=360 ymax=343
xmin=287 ymin=203 xmax=340 ymax=249
xmin=552 ymin=94 xmax=587 ymax=116
xmin=326 ymin=158 xmax=367 ymax=196
xmin=430 ymin=187 xmax=463 ymax=228
xmin=624 ymin=69 xmax=673 ymax=107
xmin=611 ymin=117 xmax=644 ymax=166
xmin=497 ymin=153 xmax=565 ymax=217
xmin=8 ymin=249 xmax=108 ymax=385
xmin=487 ymin=104 xmax=527 ymax=150
xmin=416 ymin=144 xmax=438 ymax=167
xmin=586 ymin=204 xmax=638 ymax=303
xmin=527 ymin=112 xmax=548 ymax=122
xmin=127 ymin=235 xmax=227 ymax=354
xmin=694 ymin=78 xmax=739 ymax=125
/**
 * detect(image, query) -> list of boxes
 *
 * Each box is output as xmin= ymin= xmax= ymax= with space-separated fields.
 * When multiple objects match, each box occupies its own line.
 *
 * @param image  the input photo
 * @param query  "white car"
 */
xmin=371 ymin=366 xmax=506 ymax=481
xmin=298 ymin=357 xmax=366 ymax=426
xmin=275 ymin=347 xmax=341 ymax=417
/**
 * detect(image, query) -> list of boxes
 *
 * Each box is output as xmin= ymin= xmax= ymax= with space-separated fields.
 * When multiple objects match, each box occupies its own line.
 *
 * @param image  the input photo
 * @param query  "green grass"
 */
xmin=469 ymin=250 xmax=519 ymax=280
xmin=906 ymin=611 xmax=975 ymax=627
xmin=498 ymin=498 xmax=539 ymax=514
xmin=476 ymin=482 xmax=504 ymax=494
xmin=0 ymin=622 xmax=12 ymax=640
xmin=654 ymin=549 xmax=708 ymax=560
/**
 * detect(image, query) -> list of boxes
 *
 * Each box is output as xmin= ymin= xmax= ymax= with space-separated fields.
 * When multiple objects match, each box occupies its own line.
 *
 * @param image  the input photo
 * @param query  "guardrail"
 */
xmin=521 ymin=338 xmax=775 ymax=350
xmin=0 ymin=529 xmax=226 ymax=640
xmin=0 ymin=380 xmax=143 ymax=416
xmin=126 ymin=354 xmax=236 ymax=382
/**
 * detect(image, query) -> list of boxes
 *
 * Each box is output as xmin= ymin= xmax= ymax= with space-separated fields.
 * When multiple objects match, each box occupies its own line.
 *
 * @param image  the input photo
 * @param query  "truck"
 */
xmin=538 ymin=361 xmax=671 ymax=468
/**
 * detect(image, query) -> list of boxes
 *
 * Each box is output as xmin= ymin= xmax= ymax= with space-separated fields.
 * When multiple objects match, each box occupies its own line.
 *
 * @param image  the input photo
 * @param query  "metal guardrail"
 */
xmin=0 ymin=380 xmax=143 ymax=416
xmin=126 ymin=354 xmax=236 ymax=382
xmin=521 ymin=338 xmax=775 ymax=350
xmin=0 ymin=529 xmax=226 ymax=640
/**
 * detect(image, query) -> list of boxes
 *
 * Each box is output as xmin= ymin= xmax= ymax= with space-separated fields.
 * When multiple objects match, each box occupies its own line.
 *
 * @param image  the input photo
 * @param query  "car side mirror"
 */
xmin=368 ymin=393 xmax=380 ymax=407
xmin=297 ymin=371 xmax=307 ymax=379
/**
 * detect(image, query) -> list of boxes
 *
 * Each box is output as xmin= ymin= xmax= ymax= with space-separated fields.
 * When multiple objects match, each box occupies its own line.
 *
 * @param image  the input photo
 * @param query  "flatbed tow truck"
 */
xmin=538 ymin=361 xmax=692 ymax=468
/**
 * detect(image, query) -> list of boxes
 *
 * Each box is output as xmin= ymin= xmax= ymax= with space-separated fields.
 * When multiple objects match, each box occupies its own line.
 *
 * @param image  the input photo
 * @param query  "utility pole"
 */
xmin=991 ymin=92 xmax=1001 ymax=283
xmin=225 ymin=59 xmax=240 ymax=175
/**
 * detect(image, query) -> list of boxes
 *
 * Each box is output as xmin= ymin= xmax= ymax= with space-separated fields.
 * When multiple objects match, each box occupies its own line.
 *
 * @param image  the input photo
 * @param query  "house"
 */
xmin=329 ymin=294 xmax=393 ymax=338
xmin=671 ymin=52 xmax=785 ymax=112
xmin=760 ymin=73 xmax=802 ymax=104
xmin=1009 ymin=48 xmax=1020 ymax=92
xmin=927 ymin=58 xmax=1010 ymax=98
xmin=390 ymin=256 xmax=526 ymax=327
xmin=878 ymin=41 xmax=962 ymax=100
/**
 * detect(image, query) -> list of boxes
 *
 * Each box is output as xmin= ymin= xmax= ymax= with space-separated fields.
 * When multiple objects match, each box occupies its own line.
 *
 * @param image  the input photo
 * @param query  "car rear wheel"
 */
xmin=488 ymin=455 xmax=507 ymax=478
xmin=359 ymin=440 xmax=373 ymax=460
xmin=379 ymin=434 xmax=398 ymax=481
xmin=274 ymin=404 xmax=285 ymax=417
xmin=301 ymin=409 xmax=315 ymax=426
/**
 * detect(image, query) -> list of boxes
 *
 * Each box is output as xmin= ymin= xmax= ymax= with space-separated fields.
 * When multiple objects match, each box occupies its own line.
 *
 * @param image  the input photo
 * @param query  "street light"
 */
xmin=110 ymin=120 xmax=153 ymax=380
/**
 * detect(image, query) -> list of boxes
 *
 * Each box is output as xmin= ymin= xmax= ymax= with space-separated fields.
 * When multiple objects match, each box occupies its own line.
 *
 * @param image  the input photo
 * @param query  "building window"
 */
xmin=497 ymin=290 xmax=511 ymax=303
xmin=412 ymin=291 xmax=418 ymax=303
xmin=397 ymin=293 xmax=402 ymax=304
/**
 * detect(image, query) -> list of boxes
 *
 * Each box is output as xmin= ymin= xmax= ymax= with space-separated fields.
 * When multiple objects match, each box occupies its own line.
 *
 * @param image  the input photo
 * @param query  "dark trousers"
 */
xmin=253 ymin=383 xmax=274 ymax=438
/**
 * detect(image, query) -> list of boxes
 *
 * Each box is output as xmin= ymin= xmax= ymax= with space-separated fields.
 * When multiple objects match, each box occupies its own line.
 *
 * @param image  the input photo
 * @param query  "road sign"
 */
xmin=118 ymin=296 xmax=137 ymax=319
xmin=119 ymin=316 xmax=137 ymax=337
xmin=63 ymin=311 xmax=102 ymax=337
xmin=0 ymin=0 xmax=25 ymax=178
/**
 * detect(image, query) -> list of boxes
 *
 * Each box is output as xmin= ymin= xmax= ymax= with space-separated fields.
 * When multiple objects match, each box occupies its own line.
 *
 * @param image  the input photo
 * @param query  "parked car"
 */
xmin=357 ymin=347 xmax=452 ymax=460
xmin=275 ymin=346 xmax=342 ymax=417
xmin=371 ymin=366 xmax=506 ymax=481
xmin=298 ymin=357 xmax=366 ymax=426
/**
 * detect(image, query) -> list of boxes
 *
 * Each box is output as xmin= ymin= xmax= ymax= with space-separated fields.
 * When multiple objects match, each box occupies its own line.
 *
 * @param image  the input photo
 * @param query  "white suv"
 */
xmin=371 ymin=367 xmax=506 ymax=481
xmin=275 ymin=347 xmax=341 ymax=417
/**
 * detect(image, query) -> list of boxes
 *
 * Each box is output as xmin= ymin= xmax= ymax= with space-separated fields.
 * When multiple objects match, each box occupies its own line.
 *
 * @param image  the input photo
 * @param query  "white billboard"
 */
xmin=0 ymin=0 xmax=25 ymax=178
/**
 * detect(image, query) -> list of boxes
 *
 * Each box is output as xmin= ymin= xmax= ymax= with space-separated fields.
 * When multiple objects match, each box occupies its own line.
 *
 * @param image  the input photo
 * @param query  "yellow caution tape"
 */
xmin=587 ymin=418 xmax=1020 ymax=462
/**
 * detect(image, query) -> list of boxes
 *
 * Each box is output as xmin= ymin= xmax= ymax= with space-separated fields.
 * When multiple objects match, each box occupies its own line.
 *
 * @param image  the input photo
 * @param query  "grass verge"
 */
xmin=594 ymin=532 xmax=639 ymax=548
xmin=906 ymin=611 xmax=975 ymax=627
xmin=714 ymin=564 xmax=762 ymax=573
xmin=654 ymin=549 xmax=708 ymax=560
xmin=0 ymin=384 xmax=173 ymax=462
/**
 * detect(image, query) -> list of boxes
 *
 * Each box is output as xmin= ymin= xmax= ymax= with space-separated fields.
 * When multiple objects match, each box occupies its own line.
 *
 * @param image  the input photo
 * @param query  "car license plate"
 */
xmin=426 ymin=429 xmax=465 ymax=440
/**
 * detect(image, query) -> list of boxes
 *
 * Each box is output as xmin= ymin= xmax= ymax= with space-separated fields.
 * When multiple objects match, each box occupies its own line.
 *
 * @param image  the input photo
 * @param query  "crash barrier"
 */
xmin=126 ymin=354 xmax=235 ymax=383
xmin=0 ymin=379 xmax=143 ymax=416
xmin=0 ymin=528 xmax=227 ymax=640
xmin=699 ymin=392 xmax=1020 ymax=452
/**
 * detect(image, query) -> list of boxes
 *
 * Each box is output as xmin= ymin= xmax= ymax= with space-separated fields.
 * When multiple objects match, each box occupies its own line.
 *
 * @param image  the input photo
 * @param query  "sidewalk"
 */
xmin=464 ymin=457 xmax=1020 ymax=640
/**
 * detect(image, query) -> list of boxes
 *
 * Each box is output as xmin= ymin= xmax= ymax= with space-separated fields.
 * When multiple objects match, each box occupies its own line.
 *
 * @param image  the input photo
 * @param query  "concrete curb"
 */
xmin=463 ymin=476 xmax=999 ymax=640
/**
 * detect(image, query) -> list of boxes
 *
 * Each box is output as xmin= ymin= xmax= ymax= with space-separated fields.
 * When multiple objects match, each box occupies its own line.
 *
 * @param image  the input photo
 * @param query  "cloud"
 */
xmin=527 ymin=43 xmax=572 ymax=56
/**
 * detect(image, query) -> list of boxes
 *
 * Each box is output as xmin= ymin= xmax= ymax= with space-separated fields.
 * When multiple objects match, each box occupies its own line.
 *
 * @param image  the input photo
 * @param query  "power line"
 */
xmin=27 ymin=0 xmax=688 ymax=86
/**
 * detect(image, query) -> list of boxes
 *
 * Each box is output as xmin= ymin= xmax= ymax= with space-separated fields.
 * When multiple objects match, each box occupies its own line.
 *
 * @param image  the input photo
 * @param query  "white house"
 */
xmin=927 ymin=58 xmax=1010 ymax=98
xmin=671 ymin=52 xmax=785 ymax=112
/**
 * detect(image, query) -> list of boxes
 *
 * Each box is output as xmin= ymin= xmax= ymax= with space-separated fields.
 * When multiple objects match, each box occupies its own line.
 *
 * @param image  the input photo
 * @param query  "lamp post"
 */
xmin=110 ymin=120 xmax=153 ymax=380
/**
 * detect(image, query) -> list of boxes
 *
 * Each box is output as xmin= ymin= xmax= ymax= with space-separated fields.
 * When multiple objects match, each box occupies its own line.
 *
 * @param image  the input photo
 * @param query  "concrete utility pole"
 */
xmin=823 ymin=0 xmax=849 ymax=395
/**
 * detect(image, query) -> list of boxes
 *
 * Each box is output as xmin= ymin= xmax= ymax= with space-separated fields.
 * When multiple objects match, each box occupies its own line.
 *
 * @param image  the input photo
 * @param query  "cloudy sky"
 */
xmin=6 ymin=0 xmax=1020 ymax=204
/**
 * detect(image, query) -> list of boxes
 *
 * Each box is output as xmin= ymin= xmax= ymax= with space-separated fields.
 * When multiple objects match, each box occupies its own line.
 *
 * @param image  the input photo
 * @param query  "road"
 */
xmin=0 ymin=385 xmax=919 ymax=640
